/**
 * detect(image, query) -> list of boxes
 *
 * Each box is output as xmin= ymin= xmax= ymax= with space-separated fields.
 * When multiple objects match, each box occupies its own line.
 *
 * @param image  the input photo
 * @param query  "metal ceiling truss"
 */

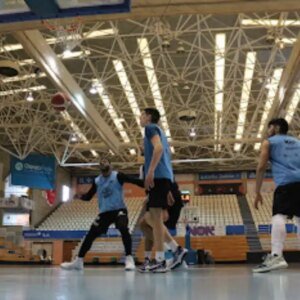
xmin=0 ymin=12 xmax=300 ymax=172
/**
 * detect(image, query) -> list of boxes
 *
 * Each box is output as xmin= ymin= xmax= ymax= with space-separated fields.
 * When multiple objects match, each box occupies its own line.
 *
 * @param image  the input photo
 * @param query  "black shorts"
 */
xmin=273 ymin=182 xmax=300 ymax=218
xmin=146 ymin=178 xmax=172 ymax=209
xmin=165 ymin=201 xmax=183 ymax=230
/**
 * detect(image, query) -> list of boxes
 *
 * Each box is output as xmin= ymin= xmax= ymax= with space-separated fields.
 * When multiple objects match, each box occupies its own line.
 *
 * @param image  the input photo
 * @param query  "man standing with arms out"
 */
xmin=253 ymin=118 xmax=300 ymax=273
xmin=140 ymin=108 xmax=186 ymax=273
xmin=61 ymin=158 xmax=144 ymax=271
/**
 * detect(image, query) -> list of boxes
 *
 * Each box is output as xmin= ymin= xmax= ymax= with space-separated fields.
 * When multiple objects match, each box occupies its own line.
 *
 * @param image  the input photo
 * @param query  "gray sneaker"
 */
xmin=138 ymin=258 xmax=151 ymax=273
xmin=149 ymin=260 xmax=168 ymax=273
xmin=252 ymin=254 xmax=288 ymax=273
xmin=169 ymin=247 xmax=188 ymax=270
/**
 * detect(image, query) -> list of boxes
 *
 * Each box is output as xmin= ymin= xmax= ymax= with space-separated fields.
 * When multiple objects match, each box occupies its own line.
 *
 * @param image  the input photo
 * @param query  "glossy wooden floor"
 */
xmin=0 ymin=265 xmax=299 ymax=300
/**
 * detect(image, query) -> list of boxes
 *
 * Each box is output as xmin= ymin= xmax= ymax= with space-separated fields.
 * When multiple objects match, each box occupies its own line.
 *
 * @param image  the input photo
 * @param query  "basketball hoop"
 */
xmin=42 ymin=18 xmax=83 ymax=52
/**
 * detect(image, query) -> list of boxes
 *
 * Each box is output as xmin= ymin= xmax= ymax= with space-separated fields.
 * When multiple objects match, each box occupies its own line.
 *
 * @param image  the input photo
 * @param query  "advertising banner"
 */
xmin=199 ymin=172 xmax=242 ymax=181
xmin=11 ymin=154 xmax=56 ymax=189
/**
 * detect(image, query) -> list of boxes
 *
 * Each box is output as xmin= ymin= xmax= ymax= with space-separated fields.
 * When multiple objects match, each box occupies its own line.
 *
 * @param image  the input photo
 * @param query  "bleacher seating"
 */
xmin=246 ymin=193 xmax=294 ymax=228
xmin=38 ymin=197 xmax=144 ymax=233
xmin=179 ymin=195 xmax=243 ymax=225
xmin=259 ymin=234 xmax=300 ymax=251
xmin=72 ymin=237 xmax=124 ymax=263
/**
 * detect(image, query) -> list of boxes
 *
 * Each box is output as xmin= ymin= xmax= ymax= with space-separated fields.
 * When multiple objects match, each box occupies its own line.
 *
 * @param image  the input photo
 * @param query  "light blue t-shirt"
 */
xmin=144 ymin=123 xmax=173 ymax=180
xmin=95 ymin=171 xmax=126 ymax=213
xmin=268 ymin=135 xmax=300 ymax=187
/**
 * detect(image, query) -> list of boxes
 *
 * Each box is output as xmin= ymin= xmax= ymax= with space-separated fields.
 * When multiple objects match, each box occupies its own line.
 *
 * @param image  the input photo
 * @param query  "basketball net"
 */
xmin=42 ymin=18 xmax=83 ymax=52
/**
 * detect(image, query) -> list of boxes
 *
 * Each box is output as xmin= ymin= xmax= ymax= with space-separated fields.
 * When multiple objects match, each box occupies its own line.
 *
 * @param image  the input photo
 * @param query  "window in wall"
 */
xmin=62 ymin=185 xmax=70 ymax=202
xmin=4 ymin=175 xmax=28 ymax=198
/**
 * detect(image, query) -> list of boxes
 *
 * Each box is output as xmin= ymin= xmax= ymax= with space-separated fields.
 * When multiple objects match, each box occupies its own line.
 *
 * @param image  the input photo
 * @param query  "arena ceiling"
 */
xmin=0 ymin=1 xmax=300 ymax=174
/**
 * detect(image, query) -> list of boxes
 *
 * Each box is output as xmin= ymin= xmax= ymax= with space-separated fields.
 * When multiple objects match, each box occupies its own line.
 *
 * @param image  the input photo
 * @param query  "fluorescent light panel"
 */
xmin=137 ymin=38 xmax=174 ymax=153
xmin=112 ymin=60 xmax=144 ymax=136
xmin=19 ymin=50 xmax=91 ymax=66
xmin=242 ymin=19 xmax=300 ymax=27
xmin=214 ymin=33 xmax=226 ymax=151
xmin=285 ymin=86 xmax=300 ymax=124
xmin=2 ymin=72 xmax=47 ymax=83
xmin=281 ymin=38 xmax=297 ymax=44
xmin=95 ymin=81 xmax=136 ymax=156
xmin=61 ymin=111 xmax=99 ymax=158
xmin=90 ymin=150 xmax=98 ymax=157
xmin=254 ymin=68 xmax=283 ymax=150
xmin=0 ymin=29 xmax=115 ymax=54
xmin=234 ymin=52 xmax=257 ymax=151
xmin=0 ymin=85 xmax=46 ymax=97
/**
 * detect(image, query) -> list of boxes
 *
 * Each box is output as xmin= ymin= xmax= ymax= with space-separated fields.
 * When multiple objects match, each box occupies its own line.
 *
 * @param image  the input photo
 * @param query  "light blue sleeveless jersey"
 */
xmin=144 ymin=123 xmax=173 ymax=180
xmin=268 ymin=135 xmax=300 ymax=187
xmin=95 ymin=171 xmax=126 ymax=213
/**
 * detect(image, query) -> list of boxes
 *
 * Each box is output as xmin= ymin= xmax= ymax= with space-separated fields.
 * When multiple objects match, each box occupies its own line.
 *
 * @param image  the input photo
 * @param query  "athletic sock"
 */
xmin=164 ymin=243 xmax=170 ymax=251
xmin=155 ymin=251 xmax=165 ymax=262
xmin=167 ymin=240 xmax=179 ymax=253
xmin=145 ymin=251 xmax=151 ymax=260
xmin=271 ymin=214 xmax=287 ymax=257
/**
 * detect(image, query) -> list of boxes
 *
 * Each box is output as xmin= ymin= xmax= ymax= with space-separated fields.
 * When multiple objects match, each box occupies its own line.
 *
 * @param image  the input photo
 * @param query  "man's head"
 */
xmin=267 ymin=118 xmax=289 ymax=137
xmin=140 ymin=108 xmax=160 ymax=127
xmin=99 ymin=157 xmax=112 ymax=176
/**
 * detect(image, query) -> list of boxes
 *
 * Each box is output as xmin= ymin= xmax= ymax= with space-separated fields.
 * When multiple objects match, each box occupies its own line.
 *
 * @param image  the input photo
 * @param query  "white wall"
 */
xmin=0 ymin=150 xmax=10 ymax=197
xmin=174 ymin=173 xmax=197 ymax=195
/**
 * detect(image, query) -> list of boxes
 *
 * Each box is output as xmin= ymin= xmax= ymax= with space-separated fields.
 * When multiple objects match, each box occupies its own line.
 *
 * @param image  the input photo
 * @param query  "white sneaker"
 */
xmin=125 ymin=255 xmax=136 ymax=271
xmin=61 ymin=257 xmax=84 ymax=271
xmin=252 ymin=254 xmax=288 ymax=273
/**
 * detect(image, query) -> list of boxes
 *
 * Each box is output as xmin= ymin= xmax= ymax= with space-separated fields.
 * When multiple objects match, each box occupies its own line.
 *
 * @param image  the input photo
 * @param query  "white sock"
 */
xmin=167 ymin=240 xmax=179 ymax=252
xmin=164 ymin=243 xmax=170 ymax=251
xmin=155 ymin=251 xmax=165 ymax=262
xmin=271 ymin=214 xmax=287 ymax=256
xmin=145 ymin=251 xmax=151 ymax=260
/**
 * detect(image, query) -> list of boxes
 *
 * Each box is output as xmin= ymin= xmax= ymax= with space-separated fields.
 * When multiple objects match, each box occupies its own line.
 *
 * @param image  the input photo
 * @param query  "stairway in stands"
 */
xmin=237 ymin=195 xmax=262 ymax=251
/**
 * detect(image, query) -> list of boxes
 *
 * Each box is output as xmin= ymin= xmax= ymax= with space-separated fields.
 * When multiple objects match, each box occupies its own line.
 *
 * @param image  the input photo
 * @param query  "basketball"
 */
xmin=51 ymin=92 xmax=70 ymax=111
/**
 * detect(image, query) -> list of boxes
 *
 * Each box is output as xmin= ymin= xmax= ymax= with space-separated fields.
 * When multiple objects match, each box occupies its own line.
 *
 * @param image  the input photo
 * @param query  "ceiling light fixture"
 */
xmin=254 ymin=68 xmax=283 ymax=150
xmin=138 ymin=37 xmax=174 ymax=153
xmin=112 ymin=60 xmax=143 ymax=136
xmin=189 ymin=128 xmax=196 ymax=137
xmin=214 ymin=33 xmax=226 ymax=152
xmin=26 ymin=92 xmax=34 ymax=102
xmin=234 ymin=52 xmax=257 ymax=152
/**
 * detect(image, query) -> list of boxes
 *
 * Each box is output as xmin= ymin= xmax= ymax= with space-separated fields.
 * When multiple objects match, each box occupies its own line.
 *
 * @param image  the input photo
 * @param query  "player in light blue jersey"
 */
xmin=253 ymin=118 xmax=300 ymax=273
xmin=61 ymin=158 xmax=144 ymax=272
xmin=139 ymin=108 xmax=187 ymax=273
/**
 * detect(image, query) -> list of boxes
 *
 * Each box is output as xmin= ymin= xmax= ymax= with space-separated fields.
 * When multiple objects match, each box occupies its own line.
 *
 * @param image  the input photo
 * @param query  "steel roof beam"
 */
xmin=14 ymin=30 xmax=121 ymax=154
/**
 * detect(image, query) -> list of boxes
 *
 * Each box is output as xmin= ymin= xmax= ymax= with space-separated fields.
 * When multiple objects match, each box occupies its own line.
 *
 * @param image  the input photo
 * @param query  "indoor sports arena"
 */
xmin=0 ymin=0 xmax=300 ymax=299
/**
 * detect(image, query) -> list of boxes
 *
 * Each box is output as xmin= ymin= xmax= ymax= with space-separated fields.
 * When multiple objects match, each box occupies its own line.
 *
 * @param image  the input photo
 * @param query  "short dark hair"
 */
xmin=268 ymin=118 xmax=289 ymax=134
xmin=144 ymin=108 xmax=160 ymax=124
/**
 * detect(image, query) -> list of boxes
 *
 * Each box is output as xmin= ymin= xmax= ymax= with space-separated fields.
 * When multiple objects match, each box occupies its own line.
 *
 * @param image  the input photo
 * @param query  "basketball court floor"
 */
xmin=0 ymin=265 xmax=299 ymax=300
